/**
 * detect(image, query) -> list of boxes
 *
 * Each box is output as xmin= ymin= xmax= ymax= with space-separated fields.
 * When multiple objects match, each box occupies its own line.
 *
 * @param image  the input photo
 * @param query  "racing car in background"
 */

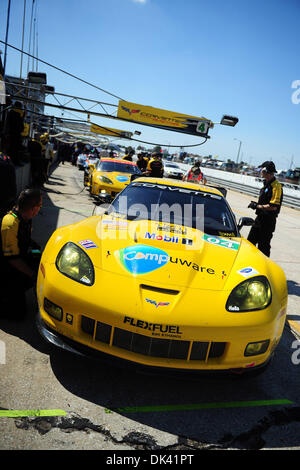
xmin=89 ymin=158 xmax=142 ymax=202
xmin=36 ymin=177 xmax=287 ymax=376
xmin=163 ymin=162 xmax=184 ymax=179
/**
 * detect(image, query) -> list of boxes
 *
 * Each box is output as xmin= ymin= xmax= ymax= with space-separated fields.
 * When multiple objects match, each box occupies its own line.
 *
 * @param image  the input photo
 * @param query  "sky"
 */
xmin=1 ymin=0 xmax=300 ymax=170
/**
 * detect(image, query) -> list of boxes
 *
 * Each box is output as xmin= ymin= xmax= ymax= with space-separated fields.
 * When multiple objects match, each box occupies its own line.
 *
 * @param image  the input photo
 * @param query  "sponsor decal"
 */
xmin=116 ymin=244 xmax=215 ymax=275
xmin=237 ymin=267 xmax=259 ymax=277
xmin=145 ymin=298 xmax=170 ymax=308
xmin=156 ymin=223 xmax=187 ymax=235
xmin=228 ymin=306 xmax=240 ymax=311
xmin=121 ymin=105 xmax=141 ymax=116
xmin=117 ymin=100 xmax=211 ymax=137
xmin=118 ymin=244 xmax=169 ymax=275
xmin=78 ymin=239 xmax=98 ymax=249
xmin=124 ymin=315 xmax=182 ymax=335
xmin=115 ymin=176 xmax=129 ymax=182
xmin=102 ymin=219 xmax=128 ymax=229
xmin=144 ymin=232 xmax=193 ymax=246
xmin=202 ymin=234 xmax=240 ymax=251
xmin=133 ymin=181 xmax=221 ymax=199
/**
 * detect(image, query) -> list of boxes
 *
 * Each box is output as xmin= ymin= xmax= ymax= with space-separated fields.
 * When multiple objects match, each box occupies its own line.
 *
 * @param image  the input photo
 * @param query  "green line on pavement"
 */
xmin=0 ymin=409 xmax=66 ymax=418
xmin=115 ymin=399 xmax=293 ymax=414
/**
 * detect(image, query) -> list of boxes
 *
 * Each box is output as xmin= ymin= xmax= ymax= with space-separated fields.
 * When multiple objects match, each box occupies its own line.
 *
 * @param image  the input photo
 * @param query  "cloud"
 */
xmin=131 ymin=0 xmax=147 ymax=4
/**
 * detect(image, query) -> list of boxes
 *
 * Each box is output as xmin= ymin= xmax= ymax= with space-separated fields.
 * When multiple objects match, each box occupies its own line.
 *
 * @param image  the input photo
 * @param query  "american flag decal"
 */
xmin=78 ymin=239 xmax=98 ymax=249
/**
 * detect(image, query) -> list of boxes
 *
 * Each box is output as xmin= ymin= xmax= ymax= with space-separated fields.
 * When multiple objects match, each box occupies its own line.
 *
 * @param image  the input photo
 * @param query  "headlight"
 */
xmin=100 ymin=175 xmax=113 ymax=184
xmin=56 ymin=242 xmax=94 ymax=285
xmin=226 ymin=276 xmax=271 ymax=312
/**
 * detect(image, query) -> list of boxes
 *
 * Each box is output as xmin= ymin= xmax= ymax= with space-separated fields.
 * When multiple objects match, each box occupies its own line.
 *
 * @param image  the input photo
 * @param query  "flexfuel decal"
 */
xmin=115 ymin=244 xmax=215 ymax=275
xmin=202 ymin=234 xmax=240 ymax=251
xmin=124 ymin=315 xmax=182 ymax=337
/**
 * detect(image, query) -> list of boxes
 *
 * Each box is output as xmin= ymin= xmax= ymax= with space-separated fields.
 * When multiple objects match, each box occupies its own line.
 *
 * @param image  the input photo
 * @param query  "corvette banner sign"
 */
xmin=90 ymin=123 xmax=133 ymax=139
xmin=117 ymin=100 xmax=212 ymax=137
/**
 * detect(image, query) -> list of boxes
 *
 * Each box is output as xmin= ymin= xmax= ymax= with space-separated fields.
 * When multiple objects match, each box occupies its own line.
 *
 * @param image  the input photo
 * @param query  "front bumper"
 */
xmin=36 ymin=311 xmax=273 ymax=378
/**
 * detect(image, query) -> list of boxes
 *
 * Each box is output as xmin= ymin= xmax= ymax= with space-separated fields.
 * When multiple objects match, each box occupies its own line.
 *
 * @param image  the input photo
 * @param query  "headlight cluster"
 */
xmin=56 ymin=242 xmax=94 ymax=285
xmin=100 ymin=175 xmax=113 ymax=184
xmin=226 ymin=276 xmax=271 ymax=312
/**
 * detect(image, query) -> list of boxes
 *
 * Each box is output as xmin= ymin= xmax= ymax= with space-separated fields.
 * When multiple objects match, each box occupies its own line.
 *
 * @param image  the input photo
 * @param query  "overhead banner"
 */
xmin=117 ymin=100 xmax=212 ymax=137
xmin=90 ymin=123 xmax=133 ymax=139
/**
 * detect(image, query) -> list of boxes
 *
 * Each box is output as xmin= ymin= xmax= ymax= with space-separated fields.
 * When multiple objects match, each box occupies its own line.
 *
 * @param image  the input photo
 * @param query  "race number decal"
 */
xmin=202 ymin=234 xmax=240 ymax=251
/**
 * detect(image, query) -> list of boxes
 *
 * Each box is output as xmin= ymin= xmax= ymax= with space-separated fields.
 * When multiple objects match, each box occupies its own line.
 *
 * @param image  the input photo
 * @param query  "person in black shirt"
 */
xmin=136 ymin=153 xmax=148 ymax=172
xmin=147 ymin=153 xmax=164 ymax=177
xmin=247 ymin=161 xmax=283 ymax=257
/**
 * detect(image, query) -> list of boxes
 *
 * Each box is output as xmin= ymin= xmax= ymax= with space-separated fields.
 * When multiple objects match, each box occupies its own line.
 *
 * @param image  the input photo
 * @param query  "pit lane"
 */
xmin=1 ymin=162 xmax=300 ymax=451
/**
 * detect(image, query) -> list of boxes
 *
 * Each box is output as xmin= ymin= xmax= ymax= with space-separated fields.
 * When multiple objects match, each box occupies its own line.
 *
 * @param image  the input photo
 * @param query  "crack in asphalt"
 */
xmin=13 ymin=412 xmax=218 ymax=450
xmin=219 ymin=406 xmax=300 ymax=449
xmin=14 ymin=406 xmax=300 ymax=450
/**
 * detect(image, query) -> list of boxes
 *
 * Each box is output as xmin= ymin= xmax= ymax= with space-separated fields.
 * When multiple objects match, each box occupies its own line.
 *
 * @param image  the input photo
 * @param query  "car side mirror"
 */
xmin=238 ymin=217 xmax=254 ymax=230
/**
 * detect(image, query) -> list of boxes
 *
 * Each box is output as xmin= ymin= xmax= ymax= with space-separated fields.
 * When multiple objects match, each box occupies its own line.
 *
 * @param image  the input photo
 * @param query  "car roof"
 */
xmin=100 ymin=158 xmax=137 ymax=166
xmin=132 ymin=177 xmax=224 ymax=197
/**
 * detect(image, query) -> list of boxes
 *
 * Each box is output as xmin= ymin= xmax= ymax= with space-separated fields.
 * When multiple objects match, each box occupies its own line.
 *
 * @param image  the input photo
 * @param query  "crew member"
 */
xmin=247 ymin=161 xmax=283 ymax=257
xmin=0 ymin=188 xmax=42 ymax=320
xmin=136 ymin=153 xmax=148 ymax=172
xmin=123 ymin=149 xmax=135 ymax=161
xmin=183 ymin=161 xmax=207 ymax=184
xmin=147 ymin=153 xmax=164 ymax=177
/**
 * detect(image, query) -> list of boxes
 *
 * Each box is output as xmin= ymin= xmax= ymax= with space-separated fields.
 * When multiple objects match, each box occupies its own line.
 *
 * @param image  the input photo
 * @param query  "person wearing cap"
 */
xmin=146 ymin=152 xmax=164 ymax=177
xmin=183 ymin=161 xmax=207 ymax=185
xmin=136 ymin=152 xmax=148 ymax=172
xmin=247 ymin=161 xmax=283 ymax=257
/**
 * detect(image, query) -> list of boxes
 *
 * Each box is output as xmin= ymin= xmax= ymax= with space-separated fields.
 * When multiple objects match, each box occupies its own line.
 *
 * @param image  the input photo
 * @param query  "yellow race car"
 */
xmin=36 ymin=178 xmax=288 ymax=376
xmin=89 ymin=158 xmax=142 ymax=202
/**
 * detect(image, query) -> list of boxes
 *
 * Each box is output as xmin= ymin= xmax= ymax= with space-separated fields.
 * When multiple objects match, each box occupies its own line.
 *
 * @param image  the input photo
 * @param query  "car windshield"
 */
xmin=97 ymin=161 xmax=141 ymax=174
xmin=108 ymin=181 xmax=238 ymax=236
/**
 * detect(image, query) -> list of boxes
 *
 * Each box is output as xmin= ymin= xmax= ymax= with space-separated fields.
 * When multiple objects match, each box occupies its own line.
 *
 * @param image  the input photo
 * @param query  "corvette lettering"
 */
xmin=124 ymin=316 xmax=182 ymax=334
xmin=132 ymin=182 xmax=221 ymax=199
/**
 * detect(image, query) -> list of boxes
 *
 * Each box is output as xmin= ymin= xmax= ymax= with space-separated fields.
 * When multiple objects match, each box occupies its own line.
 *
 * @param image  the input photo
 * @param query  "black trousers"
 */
xmin=0 ymin=254 xmax=41 ymax=319
xmin=247 ymin=216 xmax=277 ymax=257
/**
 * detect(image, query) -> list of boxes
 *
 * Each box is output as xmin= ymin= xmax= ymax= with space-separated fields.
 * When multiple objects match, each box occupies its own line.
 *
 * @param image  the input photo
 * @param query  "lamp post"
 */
xmin=234 ymin=138 xmax=242 ymax=165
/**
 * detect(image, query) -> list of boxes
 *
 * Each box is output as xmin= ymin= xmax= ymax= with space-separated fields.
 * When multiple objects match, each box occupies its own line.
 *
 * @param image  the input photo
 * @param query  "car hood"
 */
xmin=68 ymin=215 xmax=269 ymax=292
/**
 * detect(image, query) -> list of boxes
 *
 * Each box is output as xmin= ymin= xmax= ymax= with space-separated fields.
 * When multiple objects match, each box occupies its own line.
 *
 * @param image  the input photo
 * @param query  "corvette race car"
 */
xmin=89 ymin=158 xmax=142 ymax=201
xmin=36 ymin=177 xmax=287 ymax=375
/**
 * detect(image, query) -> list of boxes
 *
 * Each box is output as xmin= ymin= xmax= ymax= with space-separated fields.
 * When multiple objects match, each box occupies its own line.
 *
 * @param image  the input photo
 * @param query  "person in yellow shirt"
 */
xmin=0 ymin=188 xmax=42 ymax=320
xmin=146 ymin=153 xmax=164 ymax=177
xmin=247 ymin=161 xmax=283 ymax=257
